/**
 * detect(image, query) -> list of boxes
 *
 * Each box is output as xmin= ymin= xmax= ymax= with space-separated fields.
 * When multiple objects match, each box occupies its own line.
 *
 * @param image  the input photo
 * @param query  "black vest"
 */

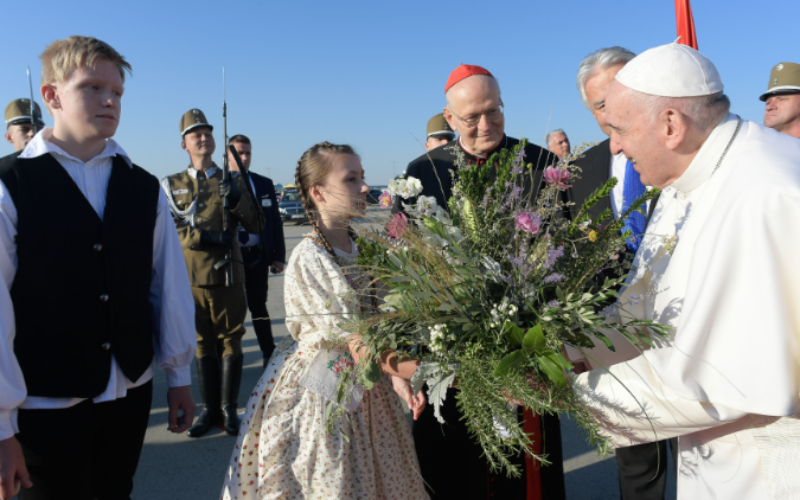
xmin=0 ymin=152 xmax=159 ymax=398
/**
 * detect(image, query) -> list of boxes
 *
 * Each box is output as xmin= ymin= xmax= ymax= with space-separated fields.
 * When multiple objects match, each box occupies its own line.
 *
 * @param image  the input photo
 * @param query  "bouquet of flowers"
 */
xmin=330 ymin=140 xmax=665 ymax=476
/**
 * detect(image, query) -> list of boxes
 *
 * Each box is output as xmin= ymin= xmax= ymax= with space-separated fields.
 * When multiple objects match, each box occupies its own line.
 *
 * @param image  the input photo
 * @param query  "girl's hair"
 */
xmin=294 ymin=142 xmax=359 ymax=257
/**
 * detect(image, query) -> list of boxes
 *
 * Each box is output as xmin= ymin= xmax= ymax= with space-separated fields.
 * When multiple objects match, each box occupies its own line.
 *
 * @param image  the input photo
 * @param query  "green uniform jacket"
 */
xmin=161 ymin=164 xmax=265 ymax=286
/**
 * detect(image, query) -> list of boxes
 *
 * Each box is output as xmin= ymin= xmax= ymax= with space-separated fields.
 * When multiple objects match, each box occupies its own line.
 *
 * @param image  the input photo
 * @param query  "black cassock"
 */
xmin=396 ymin=136 xmax=566 ymax=500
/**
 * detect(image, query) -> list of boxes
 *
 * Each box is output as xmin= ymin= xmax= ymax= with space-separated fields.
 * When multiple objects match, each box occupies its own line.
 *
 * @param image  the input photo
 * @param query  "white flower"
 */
xmin=388 ymin=179 xmax=405 ymax=197
xmin=406 ymin=176 xmax=423 ymax=198
xmin=416 ymin=195 xmax=438 ymax=216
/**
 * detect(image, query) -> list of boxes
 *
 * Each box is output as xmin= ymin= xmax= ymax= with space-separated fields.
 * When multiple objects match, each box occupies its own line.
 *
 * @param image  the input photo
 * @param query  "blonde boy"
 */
xmin=0 ymin=36 xmax=197 ymax=500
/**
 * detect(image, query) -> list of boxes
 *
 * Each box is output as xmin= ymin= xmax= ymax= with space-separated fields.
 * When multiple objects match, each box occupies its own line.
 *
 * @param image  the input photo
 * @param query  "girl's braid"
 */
xmin=295 ymin=141 xmax=341 ymax=258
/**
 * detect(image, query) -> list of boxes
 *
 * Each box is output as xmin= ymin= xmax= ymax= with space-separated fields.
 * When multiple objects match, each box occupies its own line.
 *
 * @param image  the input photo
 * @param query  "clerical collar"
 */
xmin=458 ymin=135 xmax=509 ymax=160
xmin=187 ymin=163 xmax=219 ymax=179
xmin=671 ymin=113 xmax=740 ymax=194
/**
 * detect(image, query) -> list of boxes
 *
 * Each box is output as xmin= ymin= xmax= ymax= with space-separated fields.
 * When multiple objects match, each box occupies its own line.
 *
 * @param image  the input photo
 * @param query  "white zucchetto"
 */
xmin=615 ymin=42 xmax=724 ymax=97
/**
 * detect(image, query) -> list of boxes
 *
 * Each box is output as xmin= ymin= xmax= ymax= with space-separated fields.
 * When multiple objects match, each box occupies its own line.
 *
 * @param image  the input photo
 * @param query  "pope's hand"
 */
xmin=167 ymin=386 xmax=196 ymax=433
xmin=0 ymin=436 xmax=32 ymax=500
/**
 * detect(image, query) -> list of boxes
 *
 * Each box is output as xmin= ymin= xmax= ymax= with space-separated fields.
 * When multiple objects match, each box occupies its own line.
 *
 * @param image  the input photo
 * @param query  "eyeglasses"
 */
xmin=449 ymin=101 xmax=504 ymax=128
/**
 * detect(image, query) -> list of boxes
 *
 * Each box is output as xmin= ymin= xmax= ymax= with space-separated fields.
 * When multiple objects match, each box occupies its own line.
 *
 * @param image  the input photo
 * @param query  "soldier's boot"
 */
xmin=253 ymin=318 xmax=276 ymax=368
xmin=222 ymin=354 xmax=244 ymax=436
xmin=187 ymin=356 xmax=223 ymax=438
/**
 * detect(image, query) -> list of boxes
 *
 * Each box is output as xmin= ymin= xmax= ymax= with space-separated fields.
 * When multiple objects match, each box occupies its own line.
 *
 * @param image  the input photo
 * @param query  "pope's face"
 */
xmin=606 ymin=82 xmax=671 ymax=188
xmin=182 ymin=126 xmax=216 ymax=159
xmin=584 ymin=63 xmax=626 ymax=137
xmin=443 ymin=76 xmax=504 ymax=156
xmin=46 ymin=59 xmax=123 ymax=142
xmin=5 ymin=123 xmax=36 ymax=151
xmin=764 ymin=94 xmax=800 ymax=134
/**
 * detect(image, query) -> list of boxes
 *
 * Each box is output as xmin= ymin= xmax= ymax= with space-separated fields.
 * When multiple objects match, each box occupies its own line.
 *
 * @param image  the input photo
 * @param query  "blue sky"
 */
xmin=2 ymin=0 xmax=797 ymax=186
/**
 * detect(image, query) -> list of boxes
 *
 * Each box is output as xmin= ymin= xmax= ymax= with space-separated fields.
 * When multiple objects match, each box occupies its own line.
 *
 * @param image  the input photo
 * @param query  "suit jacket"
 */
xmin=246 ymin=171 xmax=286 ymax=265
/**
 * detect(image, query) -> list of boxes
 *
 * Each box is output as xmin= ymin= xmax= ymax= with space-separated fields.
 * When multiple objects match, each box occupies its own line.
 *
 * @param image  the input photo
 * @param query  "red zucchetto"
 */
xmin=444 ymin=64 xmax=493 ymax=94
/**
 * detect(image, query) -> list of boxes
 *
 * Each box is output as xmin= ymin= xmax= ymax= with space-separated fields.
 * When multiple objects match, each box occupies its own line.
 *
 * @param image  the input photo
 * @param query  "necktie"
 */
xmin=621 ymin=160 xmax=647 ymax=253
xmin=238 ymin=230 xmax=249 ymax=246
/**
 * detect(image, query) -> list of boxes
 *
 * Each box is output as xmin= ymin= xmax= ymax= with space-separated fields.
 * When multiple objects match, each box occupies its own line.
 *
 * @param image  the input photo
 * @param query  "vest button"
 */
xmin=93 ymin=243 xmax=103 ymax=252
xmin=199 ymin=189 xmax=205 ymax=193
xmin=197 ymin=217 xmax=203 ymax=222
xmin=102 ymin=342 xmax=111 ymax=351
xmin=100 ymin=294 xmax=109 ymax=302
xmin=199 ymin=203 xmax=205 ymax=208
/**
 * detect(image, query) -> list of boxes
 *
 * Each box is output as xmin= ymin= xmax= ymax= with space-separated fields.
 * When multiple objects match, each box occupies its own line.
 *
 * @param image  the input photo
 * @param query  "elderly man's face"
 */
xmin=584 ymin=63 xmax=626 ymax=137
xmin=444 ymin=76 xmax=504 ymax=156
xmin=764 ymin=94 xmax=800 ymax=136
xmin=547 ymin=133 xmax=570 ymax=159
xmin=606 ymin=82 xmax=673 ymax=188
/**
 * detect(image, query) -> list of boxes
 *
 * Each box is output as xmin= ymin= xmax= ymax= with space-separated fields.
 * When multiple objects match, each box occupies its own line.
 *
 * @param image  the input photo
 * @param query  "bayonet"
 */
xmin=27 ymin=66 xmax=39 ymax=134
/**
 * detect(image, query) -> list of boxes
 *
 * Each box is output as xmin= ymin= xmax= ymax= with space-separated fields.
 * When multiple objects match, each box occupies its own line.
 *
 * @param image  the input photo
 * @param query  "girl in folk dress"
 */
xmin=221 ymin=143 xmax=429 ymax=500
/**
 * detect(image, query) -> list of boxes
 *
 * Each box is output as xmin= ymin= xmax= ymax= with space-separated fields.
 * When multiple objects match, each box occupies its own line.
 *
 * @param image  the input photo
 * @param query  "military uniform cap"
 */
xmin=426 ymin=113 xmax=455 ymax=138
xmin=759 ymin=62 xmax=800 ymax=102
xmin=180 ymin=108 xmax=213 ymax=136
xmin=5 ymin=98 xmax=44 ymax=127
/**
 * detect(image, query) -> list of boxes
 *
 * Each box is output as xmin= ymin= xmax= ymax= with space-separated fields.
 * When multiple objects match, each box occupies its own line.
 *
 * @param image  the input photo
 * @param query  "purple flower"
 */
xmin=547 ymin=300 xmax=561 ymax=308
xmin=378 ymin=191 xmax=393 ymax=210
xmin=544 ymin=244 xmax=564 ymax=269
xmin=544 ymin=273 xmax=565 ymax=284
xmin=387 ymin=213 xmax=407 ymax=239
xmin=514 ymin=212 xmax=542 ymax=234
xmin=543 ymin=166 xmax=572 ymax=189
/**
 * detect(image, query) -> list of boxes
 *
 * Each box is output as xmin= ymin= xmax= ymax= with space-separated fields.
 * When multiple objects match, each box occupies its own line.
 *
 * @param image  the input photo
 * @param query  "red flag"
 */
xmin=675 ymin=0 xmax=698 ymax=49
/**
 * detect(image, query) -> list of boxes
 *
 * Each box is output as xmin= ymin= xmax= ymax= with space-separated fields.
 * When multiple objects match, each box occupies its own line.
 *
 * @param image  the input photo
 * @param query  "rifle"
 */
xmin=27 ymin=66 xmax=39 ymax=134
xmin=213 ymin=66 xmax=235 ymax=286
xmin=215 ymin=66 xmax=254 ymax=286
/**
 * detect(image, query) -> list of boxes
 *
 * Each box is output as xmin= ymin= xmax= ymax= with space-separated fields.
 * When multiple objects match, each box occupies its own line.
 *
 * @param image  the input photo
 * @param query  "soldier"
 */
xmin=761 ymin=62 xmax=800 ymax=139
xmin=162 ymin=109 xmax=265 ymax=438
xmin=424 ymin=113 xmax=455 ymax=151
xmin=227 ymin=134 xmax=286 ymax=366
xmin=4 ymin=99 xmax=44 ymax=152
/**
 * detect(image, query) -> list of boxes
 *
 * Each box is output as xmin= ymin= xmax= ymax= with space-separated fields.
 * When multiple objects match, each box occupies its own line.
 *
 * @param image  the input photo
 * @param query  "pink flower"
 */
xmin=387 ymin=213 xmax=408 ymax=239
xmin=543 ymin=166 xmax=572 ymax=189
xmin=514 ymin=212 xmax=542 ymax=234
xmin=378 ymin=190 xmax=393 ymax=210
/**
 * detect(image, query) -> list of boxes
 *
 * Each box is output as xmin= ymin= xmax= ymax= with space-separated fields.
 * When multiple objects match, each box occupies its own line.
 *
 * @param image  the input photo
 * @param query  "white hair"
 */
xmin=545 ymin=129 xmax=567 ymax=147
xmin=623 ymin=88 xmax=731 ymax=131
xmin=445 ymin=74 xmax=501 ymax=110
xmin=577 ymin=46 xmax=636 ymax=110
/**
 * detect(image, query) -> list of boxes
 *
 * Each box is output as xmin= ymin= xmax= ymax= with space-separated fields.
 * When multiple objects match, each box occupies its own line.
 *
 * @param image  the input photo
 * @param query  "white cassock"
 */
xmin=573 ymin=113 xmax=800 ymax=499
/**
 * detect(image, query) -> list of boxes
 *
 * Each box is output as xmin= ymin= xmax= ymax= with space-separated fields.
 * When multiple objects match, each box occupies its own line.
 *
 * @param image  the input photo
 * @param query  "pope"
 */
xmin=571 ymin=42 xmax=800 ymax=499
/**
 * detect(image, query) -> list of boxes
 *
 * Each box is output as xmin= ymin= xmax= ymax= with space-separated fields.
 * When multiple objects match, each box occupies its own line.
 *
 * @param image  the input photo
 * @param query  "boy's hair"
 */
xmin=40 ymin=36 xmax=131 ymax=112
xmin=228 ymin=134 xmax=251 ymax=146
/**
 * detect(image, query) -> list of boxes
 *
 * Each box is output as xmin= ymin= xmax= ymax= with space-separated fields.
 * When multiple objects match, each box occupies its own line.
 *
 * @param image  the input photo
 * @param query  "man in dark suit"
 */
xmin=397 ymin=64 xmax=565 ymax=500
xmin=228 ymin=134 xmax=286 ymax=366
xmin=569 ymin=46 xmax=674 ymax=500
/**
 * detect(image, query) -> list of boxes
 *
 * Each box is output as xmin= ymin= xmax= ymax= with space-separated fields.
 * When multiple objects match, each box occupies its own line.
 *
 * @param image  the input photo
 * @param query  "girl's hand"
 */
xmin=391 ymin=376 xmax=416 ymax=410
xmin=411 ymin=389 xmax=426 ymax=421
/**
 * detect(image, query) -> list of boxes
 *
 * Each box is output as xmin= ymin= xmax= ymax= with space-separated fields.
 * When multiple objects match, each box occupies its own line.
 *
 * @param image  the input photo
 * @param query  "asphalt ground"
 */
xmin=131 ymin=214 xmax=676 ymax=499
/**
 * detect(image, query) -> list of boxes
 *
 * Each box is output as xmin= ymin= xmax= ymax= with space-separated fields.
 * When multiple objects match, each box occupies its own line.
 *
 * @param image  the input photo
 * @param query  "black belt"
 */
xmin=240 ymin=244 xmax=262 ymax=253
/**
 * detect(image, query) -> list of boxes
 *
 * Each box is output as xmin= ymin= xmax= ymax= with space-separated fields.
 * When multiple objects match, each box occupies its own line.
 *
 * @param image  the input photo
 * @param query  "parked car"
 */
xmin=279 ymin=192 xmax=307 ymax=224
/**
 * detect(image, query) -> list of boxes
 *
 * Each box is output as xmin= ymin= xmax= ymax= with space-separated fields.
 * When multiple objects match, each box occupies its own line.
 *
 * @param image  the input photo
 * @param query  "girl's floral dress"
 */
xmin=221 ymin=236 xmax=428 ymax=499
